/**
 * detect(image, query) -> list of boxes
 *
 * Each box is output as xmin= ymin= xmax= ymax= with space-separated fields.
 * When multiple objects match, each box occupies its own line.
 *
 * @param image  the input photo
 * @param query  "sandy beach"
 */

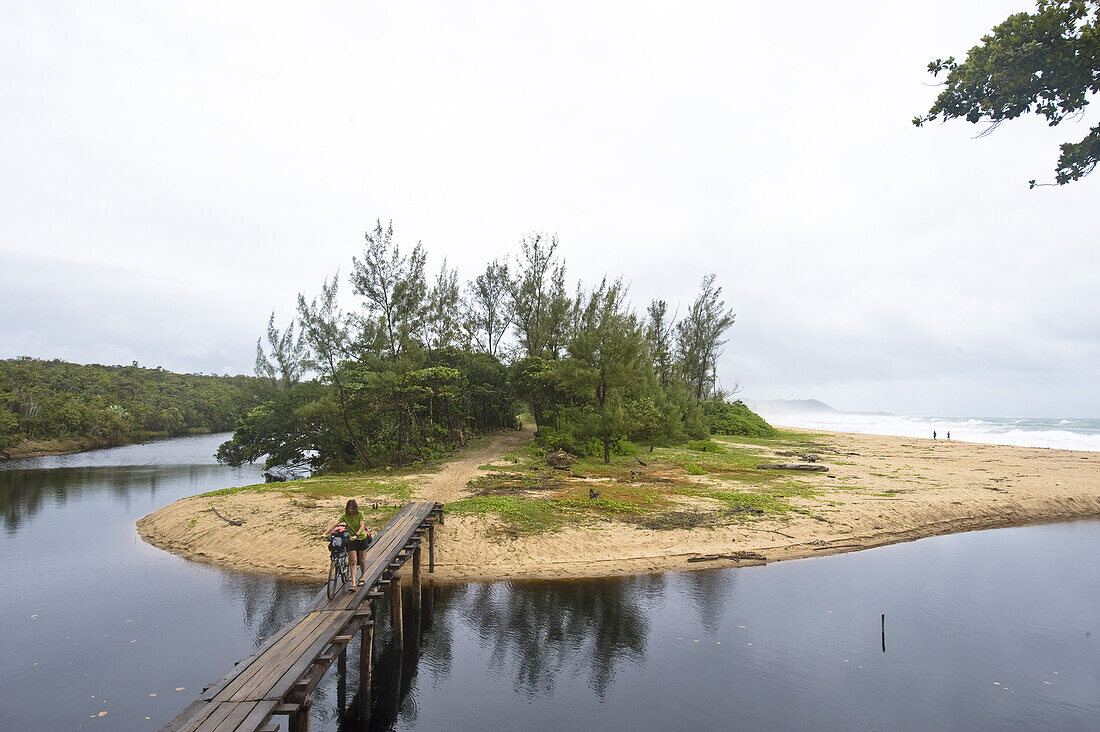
xmin=137 ymin=428 xmax=1100 ymax=582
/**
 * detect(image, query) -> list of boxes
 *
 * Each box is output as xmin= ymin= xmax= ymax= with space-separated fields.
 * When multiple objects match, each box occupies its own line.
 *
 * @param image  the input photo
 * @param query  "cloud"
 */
xmin=1 ymin=0 xmax=1098 ymax=417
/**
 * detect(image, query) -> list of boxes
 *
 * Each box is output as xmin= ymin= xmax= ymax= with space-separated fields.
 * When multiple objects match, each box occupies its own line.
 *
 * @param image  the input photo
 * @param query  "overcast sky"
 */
xmin=2 ymin=1 xmax=1097 ymax=418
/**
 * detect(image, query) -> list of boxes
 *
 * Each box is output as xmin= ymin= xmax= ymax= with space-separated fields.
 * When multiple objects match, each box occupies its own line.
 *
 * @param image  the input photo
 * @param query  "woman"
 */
xmin=324 ymin=499 xmax=372 ymax=590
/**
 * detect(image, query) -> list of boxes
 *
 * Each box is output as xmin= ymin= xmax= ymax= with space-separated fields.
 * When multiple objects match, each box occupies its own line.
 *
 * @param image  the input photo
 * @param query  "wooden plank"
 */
xmin=209 ymin=612 xmax=327 ymax=703
xmin=232 ymin=700 xmax=279 ymax=732
xmin=261 ymin=610 xmax=356 ymax=701
xmin=197 ymin=616 xmax=303 ymax=701
xmin=160 ymin=698 xmax=213 ymax=732
xmin=231 ymin=612 xmax=345 ymax=702
xmin=209 ymin=701 xmax=261 ymax=732
xmin=193 ymin=701 xmax=239 ymax=732
xmin=220 ymin=612 xmax=329 ymax=703
xmin=215 ymin=613 xmax=327 ymax=703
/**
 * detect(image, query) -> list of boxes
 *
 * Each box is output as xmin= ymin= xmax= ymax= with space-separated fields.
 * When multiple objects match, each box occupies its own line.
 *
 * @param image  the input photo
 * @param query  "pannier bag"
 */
xmin=329 ymin=526 xmax=350 ymax=553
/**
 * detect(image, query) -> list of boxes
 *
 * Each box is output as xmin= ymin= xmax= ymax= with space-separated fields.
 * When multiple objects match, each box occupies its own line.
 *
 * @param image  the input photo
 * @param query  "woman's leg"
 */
xmin=347 ymin=549 xmax=359 ymax=585
xmin=357 ymin=548 xmax=367 ymax=584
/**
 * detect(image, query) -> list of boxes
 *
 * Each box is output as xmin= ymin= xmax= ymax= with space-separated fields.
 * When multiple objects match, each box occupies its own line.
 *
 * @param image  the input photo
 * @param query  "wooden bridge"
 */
xmin=162 ymin=501 xmax=444 ymax=732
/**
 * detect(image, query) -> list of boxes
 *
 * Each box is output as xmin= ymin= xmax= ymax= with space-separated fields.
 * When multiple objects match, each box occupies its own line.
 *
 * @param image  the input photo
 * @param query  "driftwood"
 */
xmin=687 ymin=551 xmax=767 ymax=563
xmin=210 ymin=505 xmax=244 ymax=526
xmin=756 ymin=463 xmax=829 ymax=472
xmin=812 ymin=544 xmax=862 ymax=551
xmin=545 ymin=449 xmax=577 ymax=469
xmin=777 ymin=451 xmax=820 ymax=462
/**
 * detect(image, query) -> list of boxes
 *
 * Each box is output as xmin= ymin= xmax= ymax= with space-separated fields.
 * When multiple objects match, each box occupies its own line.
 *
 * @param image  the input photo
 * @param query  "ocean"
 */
xmin=758 ymin=412 xmax=1100 ymax=452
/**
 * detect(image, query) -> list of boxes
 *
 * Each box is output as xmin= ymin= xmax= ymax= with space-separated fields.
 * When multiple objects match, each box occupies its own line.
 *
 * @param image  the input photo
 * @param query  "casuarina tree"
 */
xmin=915 ymin=0 xmax=1100 ymax=186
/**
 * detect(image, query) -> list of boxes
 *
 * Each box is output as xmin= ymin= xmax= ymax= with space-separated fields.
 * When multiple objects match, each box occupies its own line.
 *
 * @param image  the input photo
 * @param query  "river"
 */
xmin=1 ymin=434 xmax=1097 ymax=730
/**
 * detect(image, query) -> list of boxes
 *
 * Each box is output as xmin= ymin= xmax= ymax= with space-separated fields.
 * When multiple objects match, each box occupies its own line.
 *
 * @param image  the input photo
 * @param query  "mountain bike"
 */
xmin=326 ymin=531 xmax=352 ymax=599
xmin=327 ymin=547 xmax=350 ymax=599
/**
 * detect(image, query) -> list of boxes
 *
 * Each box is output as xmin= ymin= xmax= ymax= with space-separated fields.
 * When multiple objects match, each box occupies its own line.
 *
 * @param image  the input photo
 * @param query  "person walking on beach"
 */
xmin=324 ymin=499 xmax=372 ymax=590
xmin=947 ymin=431 xmax=950 ymax=440
xmin=933 ymin=430 xmax=937 ymax=440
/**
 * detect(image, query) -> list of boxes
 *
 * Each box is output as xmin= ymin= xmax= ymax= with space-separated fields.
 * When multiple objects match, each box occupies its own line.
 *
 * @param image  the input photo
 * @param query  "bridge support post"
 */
xmin=289 ymin=697 xmax=312 ymax=732
xmin=412 ymin=546 xmax=422 ymax=610
xmin=428 ymin=523 xmax=435 ymax=573
xmin=337 ymin=646 xmax=347 ymax=712
xmin=390 ymin=574 xmax=404 ymax=653
xmin=411 ymin=544 xmax=422 ymax=647
xmin=359 ymin=619 xmax=374 ymax=727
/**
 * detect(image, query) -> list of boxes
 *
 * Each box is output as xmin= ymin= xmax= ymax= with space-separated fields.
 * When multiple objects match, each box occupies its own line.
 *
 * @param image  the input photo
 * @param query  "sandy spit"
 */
xmin=137 ymin=429 xmax=1100 ymax=583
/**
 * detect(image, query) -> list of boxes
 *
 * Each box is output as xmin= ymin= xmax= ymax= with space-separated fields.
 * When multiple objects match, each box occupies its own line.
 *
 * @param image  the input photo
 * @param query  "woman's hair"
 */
xmin=345 ymin=499 xmax=359 ymax=515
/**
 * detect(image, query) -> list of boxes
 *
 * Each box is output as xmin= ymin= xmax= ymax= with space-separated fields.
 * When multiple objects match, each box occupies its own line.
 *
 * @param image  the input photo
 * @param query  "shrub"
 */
xmin=536 ymin=427 xmax=601 ymax=457
xmin=612 ymin=439 xmax=638 ymax=455
xmin=687 ymin=439 xmax=725 ymax=453
xmin=703 ymin=400 xmax=775 ymax=437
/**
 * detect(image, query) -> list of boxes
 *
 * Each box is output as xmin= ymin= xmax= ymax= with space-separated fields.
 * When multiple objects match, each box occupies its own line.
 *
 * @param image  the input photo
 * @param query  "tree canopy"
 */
xmin=0 ymin=358 xmax=260 ymax=451
xmin=0 ymin=225 xmax=769 ymax=465
xmin=216 ymin=221 xmax=764 ymax=469
xmin=915 ymin=0 xmax=1100 ymax=186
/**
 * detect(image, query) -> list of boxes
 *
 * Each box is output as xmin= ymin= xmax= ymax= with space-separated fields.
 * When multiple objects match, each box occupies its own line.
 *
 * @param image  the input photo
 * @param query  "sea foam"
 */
xmin=762 ymin=412 xmax=1100 ymax=452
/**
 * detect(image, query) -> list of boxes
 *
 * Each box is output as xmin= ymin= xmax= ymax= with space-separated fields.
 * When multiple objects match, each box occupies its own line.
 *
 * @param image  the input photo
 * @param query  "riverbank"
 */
xmin=137 ymin=428 xmax=1100 ymax=581
xmin=0 ymin=430 xmax=216 ymax=461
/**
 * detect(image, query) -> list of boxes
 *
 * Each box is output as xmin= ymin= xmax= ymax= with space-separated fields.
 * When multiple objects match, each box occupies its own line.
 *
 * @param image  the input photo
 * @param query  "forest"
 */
xmin=215 ymin=222 xmax=773 ymax=473
xmin=0 ymin=358 xmax=260 ymax=452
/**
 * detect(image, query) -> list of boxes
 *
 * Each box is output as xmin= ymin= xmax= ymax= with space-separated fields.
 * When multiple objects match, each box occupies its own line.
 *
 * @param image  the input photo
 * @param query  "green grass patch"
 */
xmin=673 ymin=481 xmax=816 ymax=516
xmin=199 ymin=474 xmax=413 ymax=503
xmin=447 ymin=495 xmax=567 ymax=536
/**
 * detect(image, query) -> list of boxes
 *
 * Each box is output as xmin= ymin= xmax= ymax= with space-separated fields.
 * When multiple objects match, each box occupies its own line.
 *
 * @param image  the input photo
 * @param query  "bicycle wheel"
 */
xmin=327 ymin=557 xmax=340 ymax=599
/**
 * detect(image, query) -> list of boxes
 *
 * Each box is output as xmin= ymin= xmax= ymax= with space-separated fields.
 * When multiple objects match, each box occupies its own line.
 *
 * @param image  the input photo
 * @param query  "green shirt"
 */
xmin=339 ymin=512 xmax=368 ymax=539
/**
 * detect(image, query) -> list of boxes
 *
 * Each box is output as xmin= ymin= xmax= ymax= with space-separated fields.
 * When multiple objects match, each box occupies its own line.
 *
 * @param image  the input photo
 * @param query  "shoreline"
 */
xmin=0 ymin=431 xmax=217 ymax=462
xmin=137 ymin=427 xmax=1100 ymax=583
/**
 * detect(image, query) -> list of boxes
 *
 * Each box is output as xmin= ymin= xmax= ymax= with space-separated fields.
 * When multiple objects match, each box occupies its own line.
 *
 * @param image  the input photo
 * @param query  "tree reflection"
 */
xmin=454 ymin=576 xmax=651 ymax=698
xmin=0 ymin=463 xmax=242 ymax=533
xmin=223 ymin=572 xmax=317 ymax=649
xmin=682 ymin=569 xmax=733 ymax=637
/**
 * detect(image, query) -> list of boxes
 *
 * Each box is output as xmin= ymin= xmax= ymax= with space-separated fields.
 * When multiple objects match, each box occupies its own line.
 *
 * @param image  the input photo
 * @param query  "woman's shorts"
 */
xmin=349 ymin=536 xmax=371 ymax=551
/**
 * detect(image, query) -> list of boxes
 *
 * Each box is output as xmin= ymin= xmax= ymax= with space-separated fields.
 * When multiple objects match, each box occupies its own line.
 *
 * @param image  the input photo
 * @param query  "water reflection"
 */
xmin=438 ymin=577 xmax=651 ymax=698
xmin=683 ymin=569 xmax=731 ymax=637
xmin=0 ymin=464 xmax=241 ymax=533
xmin=228 ymin=573 xmax=316 ymax=648
xmin=3 ymin=433 xmax=1098 ymax=732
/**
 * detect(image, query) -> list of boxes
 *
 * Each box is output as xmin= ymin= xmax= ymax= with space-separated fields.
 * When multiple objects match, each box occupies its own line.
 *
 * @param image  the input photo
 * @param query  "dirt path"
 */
xmin=413 ymin=425 xmax=535 ymax=503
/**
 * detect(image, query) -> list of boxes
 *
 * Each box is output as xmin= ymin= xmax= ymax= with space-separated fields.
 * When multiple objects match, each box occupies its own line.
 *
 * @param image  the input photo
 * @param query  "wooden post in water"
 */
xmin=290 ymin=697 xmax=312 ymax=732
xmin=359 ymin=618 xmax=374 ymax=727
xmin=390 ymin=574 xmax=404 ymax=653
xmin=881 ymin=614 xmax=886 ymax=653
xmin=412 ymin=543 xmax=422 ymax=632
xmin=338 ymin=645 xmax=347 ymax=713
xmin=428 ymin=523 xmax=435 ymax=573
